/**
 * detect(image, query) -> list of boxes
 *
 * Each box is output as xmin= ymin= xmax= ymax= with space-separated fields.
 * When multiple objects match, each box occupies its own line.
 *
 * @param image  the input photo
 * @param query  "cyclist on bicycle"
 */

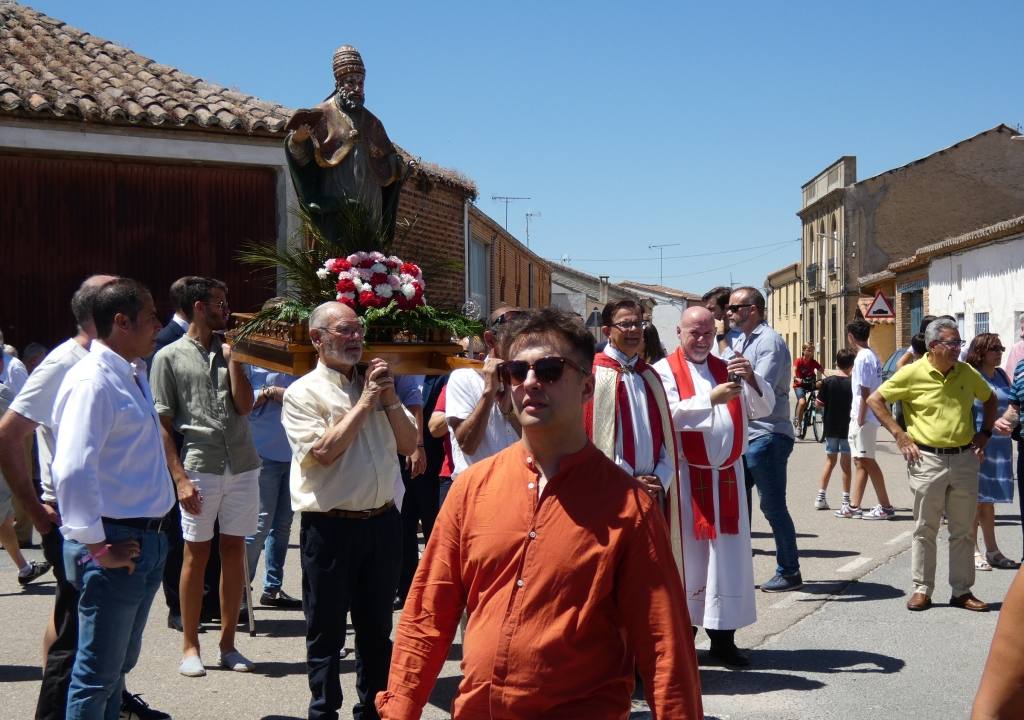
xmin=793 ymin=343 xmax=823 ymax=429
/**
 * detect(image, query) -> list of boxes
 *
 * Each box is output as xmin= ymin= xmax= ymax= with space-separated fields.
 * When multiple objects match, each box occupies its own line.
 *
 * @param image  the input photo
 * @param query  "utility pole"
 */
xmin=648 ymin=243 xmax=680 ymax=286
xmin=525 ymin=211 xmax=541 ymax=248
xmin=491 ymin=195 xmax=531 ymax=231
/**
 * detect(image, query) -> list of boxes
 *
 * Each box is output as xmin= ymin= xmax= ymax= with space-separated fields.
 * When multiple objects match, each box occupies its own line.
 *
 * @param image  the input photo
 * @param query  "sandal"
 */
xmin=975 ymin=553 xmax=992 ymax=571
xmin=986 ymin=551 xmax=1020 ymax=570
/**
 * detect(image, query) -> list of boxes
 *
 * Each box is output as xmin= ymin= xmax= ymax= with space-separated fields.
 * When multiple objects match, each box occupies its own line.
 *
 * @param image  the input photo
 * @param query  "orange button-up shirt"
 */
xmin=376 ymin=441 xmax=703 ymax=720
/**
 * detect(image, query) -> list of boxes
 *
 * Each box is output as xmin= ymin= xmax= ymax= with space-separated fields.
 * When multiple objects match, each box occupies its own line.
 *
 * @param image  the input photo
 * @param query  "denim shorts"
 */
xmin=824 ymin=437 xmax=850 ymax=455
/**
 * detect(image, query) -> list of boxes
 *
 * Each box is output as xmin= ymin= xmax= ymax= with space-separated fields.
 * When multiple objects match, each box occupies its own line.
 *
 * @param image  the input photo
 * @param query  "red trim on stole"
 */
xmin=584 ymin=354 xmax=663 ymax=471
xmin=666 ymin=348 xmax=744 ymax=539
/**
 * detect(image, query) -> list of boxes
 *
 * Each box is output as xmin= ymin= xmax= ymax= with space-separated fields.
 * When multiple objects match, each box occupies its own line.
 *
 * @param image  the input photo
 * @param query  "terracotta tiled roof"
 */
xmin=0 ymin=1 xmax=291 ymax=135
xmin=0 ymin=1 xmax=477 ymax=195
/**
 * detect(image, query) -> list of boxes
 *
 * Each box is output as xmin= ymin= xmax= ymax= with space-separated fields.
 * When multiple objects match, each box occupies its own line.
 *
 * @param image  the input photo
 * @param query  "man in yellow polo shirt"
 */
xmin=867 ymin=317 xmax=997 ymax=613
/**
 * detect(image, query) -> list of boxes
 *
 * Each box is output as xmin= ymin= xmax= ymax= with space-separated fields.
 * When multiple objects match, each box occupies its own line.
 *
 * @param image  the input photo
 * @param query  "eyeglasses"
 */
xmin=499 ymin=356 xmax=589 ymax=385
xmin=491 ymin=310 xmax=526 ymax=327
xmin=205 ymin=300 xmax=229 ymax=310
xmin=611 ymin=320 xmax=649 ymax=332
xmin=726 ymin=303 xmax=755 ymax=313
xmin=318 ymin=324 xmax=365 ymax=339
xmin=990 ymin=346 xmax=1006 ymax=352
xmin=934 ymin=339 xmax=964 ymax=348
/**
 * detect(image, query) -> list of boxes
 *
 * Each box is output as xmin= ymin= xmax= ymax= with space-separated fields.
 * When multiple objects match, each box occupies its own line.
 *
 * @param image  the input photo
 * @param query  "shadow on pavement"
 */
xmin=260 ymin=716 xmax=304 ymax=719
xmin=0 ymin=583 xmax=54 ymax=598
xmin=700 ymin=667 xmax=825 ymax=694
xmin=426 ymin=674 xmax=461 ymax=714
xmin=751 ymin=531 xmax=818 ymax=539
xmin=795 ymin=578 xmax=905 ymax=602
xmin=0 ymin=663 xmax=42 ymax=681
xmin=254 ymin=659 xmax=349 ymax=679
xmin=753 ymin=548 xmax=858 ymax=559
xmin=253 ymin=617 xmax=307 ymax=638
xmin=701 ymin=647 xmax=904 ymax=694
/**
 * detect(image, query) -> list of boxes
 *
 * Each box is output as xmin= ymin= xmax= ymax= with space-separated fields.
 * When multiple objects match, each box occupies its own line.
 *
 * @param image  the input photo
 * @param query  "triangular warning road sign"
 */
xmin=865 ymin=291 xmax=895 ymax=318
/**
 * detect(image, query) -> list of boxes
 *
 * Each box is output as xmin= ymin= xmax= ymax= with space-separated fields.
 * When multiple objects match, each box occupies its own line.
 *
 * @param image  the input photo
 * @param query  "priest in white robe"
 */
xmin=655 ymin=306 xmax=774 ymax=667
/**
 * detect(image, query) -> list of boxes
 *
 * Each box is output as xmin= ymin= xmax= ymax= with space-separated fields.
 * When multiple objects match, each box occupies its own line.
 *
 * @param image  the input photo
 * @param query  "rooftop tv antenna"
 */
xmin=525 ymin=211 xmax=542 ymax=248
xmin=491 ymin=195 xmax=531 ymax=231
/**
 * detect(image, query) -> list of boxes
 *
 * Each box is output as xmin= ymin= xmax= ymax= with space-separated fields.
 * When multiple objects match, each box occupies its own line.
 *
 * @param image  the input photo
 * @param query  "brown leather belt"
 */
xmin=316 ymin=500 xmax=395 ymax=520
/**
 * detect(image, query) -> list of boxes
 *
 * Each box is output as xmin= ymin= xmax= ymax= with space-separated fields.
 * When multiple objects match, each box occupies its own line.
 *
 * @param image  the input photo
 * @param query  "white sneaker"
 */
xmin=217 ymin=649 xmax=254 ymax=672
xmin=834 ymin=503 xmax=862 ymax=519
xmin=862 ymin=504 xmax=896 ymax=520
xmin=814 ymin=495 xmax=829 ymax=510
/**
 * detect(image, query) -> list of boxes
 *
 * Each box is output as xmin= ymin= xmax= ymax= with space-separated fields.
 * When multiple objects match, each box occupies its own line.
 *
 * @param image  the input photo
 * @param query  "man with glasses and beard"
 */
xmin=282 ymin=301 xmax=417 ymax=720
xmin=150 ymin=277 xmax=260 ymax=677
xmin=869 ymin=317 xmax=996 ymax=613
xmin=725 ymin=286 xmax=802 ymax=593
xmin=376 ymin=308 xmax=702 ymax=720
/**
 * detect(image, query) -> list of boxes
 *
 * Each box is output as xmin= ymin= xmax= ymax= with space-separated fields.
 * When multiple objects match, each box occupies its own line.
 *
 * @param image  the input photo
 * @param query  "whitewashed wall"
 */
xmin=927 ymin=233 xmax=1024 ymax=345
xmin=652 ymin=303 xmax=682 ymax=354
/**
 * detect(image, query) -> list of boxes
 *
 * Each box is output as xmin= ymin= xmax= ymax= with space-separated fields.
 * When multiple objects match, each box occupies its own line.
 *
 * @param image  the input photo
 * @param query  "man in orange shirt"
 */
xmin=376 ymin=308 xmax=703 ymax=720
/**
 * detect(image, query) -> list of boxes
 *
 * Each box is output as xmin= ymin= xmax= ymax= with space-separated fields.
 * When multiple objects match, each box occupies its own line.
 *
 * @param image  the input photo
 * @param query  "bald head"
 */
xmin=309 ymin=300 xmax=354 ymax=331
xmin=678 ymin=306 xmax=716 ymax=362
xmin=72 ymin=274 xmax=118 ymax=335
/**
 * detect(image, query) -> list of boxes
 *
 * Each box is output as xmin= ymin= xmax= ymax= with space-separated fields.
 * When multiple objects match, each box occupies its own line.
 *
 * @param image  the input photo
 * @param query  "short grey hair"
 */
xmin=925 ymin=318 xmax=959 ymax=348
xmin=309 ymin=301 xmax=343 ymax=332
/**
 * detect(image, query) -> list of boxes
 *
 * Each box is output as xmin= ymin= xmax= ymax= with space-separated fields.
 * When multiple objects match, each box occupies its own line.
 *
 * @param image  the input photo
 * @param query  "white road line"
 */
xmin=770 ymin=592 xmax=808 ymax=610
xmin=836 ymin=556 xmax=872 ymax=573
xmin=886 ymin=529 xmax=913 ymax=545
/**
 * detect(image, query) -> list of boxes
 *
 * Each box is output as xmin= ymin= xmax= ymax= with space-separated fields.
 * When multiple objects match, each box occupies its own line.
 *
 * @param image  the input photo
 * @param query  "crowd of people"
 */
xmin=1 ymin=274 xmax=1023 ymax=719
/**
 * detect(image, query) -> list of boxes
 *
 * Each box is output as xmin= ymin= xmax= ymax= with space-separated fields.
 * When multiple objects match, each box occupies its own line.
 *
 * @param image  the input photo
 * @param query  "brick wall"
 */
xmin=467 ymin=205 xmax=551 ymax=310
xmin=393 ymin=175 xmax=472 ymax=311
xmin=893 ymin=269 xmax=929 ymax=346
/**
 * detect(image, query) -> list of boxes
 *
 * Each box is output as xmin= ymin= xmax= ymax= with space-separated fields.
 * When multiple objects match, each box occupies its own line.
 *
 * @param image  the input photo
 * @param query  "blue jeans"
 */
xmin=744 ymin=433 xmax=800 ymax=576
xmin=63 ymin=522 xmax=167 ymax=720
xmin=245 ymin=459 xmax=294 ymax=592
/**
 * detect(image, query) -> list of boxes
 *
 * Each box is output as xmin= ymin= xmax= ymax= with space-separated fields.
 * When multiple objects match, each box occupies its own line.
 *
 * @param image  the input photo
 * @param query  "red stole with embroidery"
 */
xmin=666 ymin=348 xmax=744 ymax=540
xmin=583 ymin=354 xmax=664 ymax=472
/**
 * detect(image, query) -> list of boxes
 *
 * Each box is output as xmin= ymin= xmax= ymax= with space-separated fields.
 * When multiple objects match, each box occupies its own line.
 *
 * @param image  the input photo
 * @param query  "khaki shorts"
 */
xmin=0 ymin=474 xmax=13 ymax=523
xmin=848 ymin=422 xmax=878 ymax=459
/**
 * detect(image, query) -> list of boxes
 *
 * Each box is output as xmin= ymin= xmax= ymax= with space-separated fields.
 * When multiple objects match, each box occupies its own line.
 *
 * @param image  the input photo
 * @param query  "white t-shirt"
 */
xmin=9 ymin=338 xmax=88 ymax=502
xmin=445 ymin=367 xmax=518 ymax=478
xmin=850 ymin=347 xmax=882 ymax=426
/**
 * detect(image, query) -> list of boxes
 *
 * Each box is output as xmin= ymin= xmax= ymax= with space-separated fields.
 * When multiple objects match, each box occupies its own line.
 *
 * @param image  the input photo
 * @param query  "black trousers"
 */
xmin=301 ymin=508 xmax=401 ymax=720
xmin=161 ymin=502 xmax=221 ymax=618
xmin=35 ymin=526 xmax=78 ymax=720
xmin=396 ymin=464 xmax=439 ymax=603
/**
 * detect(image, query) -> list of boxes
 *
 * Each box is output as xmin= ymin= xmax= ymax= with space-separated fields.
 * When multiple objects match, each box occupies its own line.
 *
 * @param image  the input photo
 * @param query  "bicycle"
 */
xmin=796 ymin=377 xmax=824 ymax=442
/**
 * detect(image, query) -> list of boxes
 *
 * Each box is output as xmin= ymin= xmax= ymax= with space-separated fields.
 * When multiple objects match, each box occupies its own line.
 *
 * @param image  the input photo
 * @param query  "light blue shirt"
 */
xmin=244 ymin=365 xmax=297 ymax=463
xmin=730 ymin=321 xmax=794 ymax=440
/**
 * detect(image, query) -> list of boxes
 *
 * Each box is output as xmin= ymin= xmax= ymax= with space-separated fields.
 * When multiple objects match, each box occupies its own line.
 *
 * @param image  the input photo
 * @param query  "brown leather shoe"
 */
xmin=950 ymin=593 xmax=989 ymax=612
xmin=906 ymin=592 xmax=932 ymax=611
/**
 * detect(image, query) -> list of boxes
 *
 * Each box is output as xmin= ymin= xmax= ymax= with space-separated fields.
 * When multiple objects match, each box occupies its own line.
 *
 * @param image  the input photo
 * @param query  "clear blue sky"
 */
xmin=29 ymin=1 xmax=1023 ymax=293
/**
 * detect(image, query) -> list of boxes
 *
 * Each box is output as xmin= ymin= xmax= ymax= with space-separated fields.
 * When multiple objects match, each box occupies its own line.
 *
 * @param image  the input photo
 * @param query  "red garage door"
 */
xmin=0 ymin=153 xmax=278 ymax=350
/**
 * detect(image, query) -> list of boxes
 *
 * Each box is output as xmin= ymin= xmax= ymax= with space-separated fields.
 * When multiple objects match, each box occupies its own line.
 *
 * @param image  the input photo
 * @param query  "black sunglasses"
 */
xmin=499 ymin=356 xmax=589 ymax=385
xmin=726 ymin=303 xmax=755 ymax=313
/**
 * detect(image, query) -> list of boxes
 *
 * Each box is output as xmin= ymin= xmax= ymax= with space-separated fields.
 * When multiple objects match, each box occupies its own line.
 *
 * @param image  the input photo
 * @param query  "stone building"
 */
xmin=0 ymin=2 xmax=539 ymax=348
xmin=764 ymin=262 xmax=803 ymax=365
xmin=617 ymin=281 xmax=701 ymax=354
xmin=798 ymin=124 xmax=1024 ymax=367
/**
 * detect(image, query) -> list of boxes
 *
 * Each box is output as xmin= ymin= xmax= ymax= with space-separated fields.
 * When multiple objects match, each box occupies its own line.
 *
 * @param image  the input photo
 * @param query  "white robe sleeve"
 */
xmin=743 ymin=370 xmax=775 ymax=419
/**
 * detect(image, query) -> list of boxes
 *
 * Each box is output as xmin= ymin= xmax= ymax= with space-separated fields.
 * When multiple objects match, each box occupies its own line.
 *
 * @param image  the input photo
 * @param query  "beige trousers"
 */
xmin=908 ymin=450 xmax=979 ymax=597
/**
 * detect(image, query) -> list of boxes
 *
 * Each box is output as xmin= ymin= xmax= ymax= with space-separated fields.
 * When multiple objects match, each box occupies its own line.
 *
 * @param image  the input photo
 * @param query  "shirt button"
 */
xmin=516 ymin=579 xmax=524 ymax=588
xmin=528 ymin=531 xmax=537 ymax=539
xmin=527 ymin=482 xmax=535 ymax=490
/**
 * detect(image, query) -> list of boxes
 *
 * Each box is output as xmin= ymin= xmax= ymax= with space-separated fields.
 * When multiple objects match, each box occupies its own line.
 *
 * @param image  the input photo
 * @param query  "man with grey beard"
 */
xmin=282 ymin=301 xmax=418 ymax=720
xmin=285 ymin=44 xmax=405 ymax=244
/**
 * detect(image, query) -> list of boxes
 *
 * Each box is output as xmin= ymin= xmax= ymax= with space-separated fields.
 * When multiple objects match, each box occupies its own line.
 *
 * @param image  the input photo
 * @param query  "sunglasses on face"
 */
xmin=611 ymin=320 xmax=649 ymax=332
xmin=499 ymin=356 xmax=589 ymax=385
xmin=491 ymin=310 xmax=526 ymax=327
xmin=726 ymin=303 xmax=755 ymax=313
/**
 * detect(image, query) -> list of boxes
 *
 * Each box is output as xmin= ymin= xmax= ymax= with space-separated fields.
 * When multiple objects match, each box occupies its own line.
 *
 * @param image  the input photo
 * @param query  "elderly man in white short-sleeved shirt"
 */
xmin=445 ymin=306 xmax=524 ymax=479
xmin=282 ymin=300 xmax=417 ymax=720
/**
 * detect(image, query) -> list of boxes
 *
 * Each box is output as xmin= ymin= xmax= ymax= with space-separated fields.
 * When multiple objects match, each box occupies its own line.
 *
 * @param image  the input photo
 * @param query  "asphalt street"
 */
xmin=1 ymin=434 xmax=1019 ymax=719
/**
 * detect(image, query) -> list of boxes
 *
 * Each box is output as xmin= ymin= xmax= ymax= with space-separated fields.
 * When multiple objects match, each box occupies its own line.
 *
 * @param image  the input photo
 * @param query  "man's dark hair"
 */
xmin=180 ymin=277 xmax=227 ymax=320
xmin=733 ymin=286 xmax=766 ymax=311
xmin=918 ymin=315 xmax=937 ymax=335
xmin=701 ymin=286 xmax=731 ymax=311
xmin=92 ymin=279 xmax=151 ymax=339
xmin=508 ymin=307 xmax=596 ymax=369
xmin=835 ymin=348 xmax=856 ymax=370
xmin=910 ymin=333 xmax=926 ymax=356
xmin=70 ymin=277 xmax=110 ymax=327
xmin=601 ymin=299 xmax=644 ymax=327
xmin=170 ymin=276 xmax=202 ymax=315
xmin=846 ymin=318 xmax=871 ymax=342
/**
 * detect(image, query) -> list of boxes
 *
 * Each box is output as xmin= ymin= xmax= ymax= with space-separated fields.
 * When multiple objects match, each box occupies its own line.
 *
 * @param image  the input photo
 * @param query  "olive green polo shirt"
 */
xmin=150 ymin=334 xmax=260 ymax=475
xmin=878 ymin=358 xmax=992 ymax=447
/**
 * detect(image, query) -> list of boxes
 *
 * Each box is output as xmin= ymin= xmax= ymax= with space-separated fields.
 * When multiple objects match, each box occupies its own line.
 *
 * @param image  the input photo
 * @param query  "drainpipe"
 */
xmin=463 ymin=199 xmax=470 ymax=305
